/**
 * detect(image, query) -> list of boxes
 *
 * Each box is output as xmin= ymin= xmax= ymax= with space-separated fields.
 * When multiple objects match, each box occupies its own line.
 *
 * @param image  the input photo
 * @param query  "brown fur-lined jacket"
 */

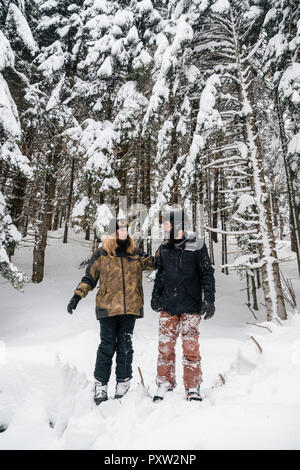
xmin=74 ymin=237 xmax=158 ymax=319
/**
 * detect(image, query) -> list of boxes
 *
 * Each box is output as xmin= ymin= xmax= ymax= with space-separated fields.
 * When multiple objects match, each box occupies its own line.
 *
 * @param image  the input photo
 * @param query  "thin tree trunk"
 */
xmin=53 ymin=203 xmax=60 ymax=231
xmin=63 ymin=156 xmax=75 ymax=244
xmin=212 ymin=168 xmax=219 ymax=243
xmin=251 ymin=270 xmax=259 ymax=311
xmin=46 ymin=176 xmax=56 ymax=231
xmin=192 ymin=177 xmax=197 ymax=233
xmin=32 ymin=193 xmax=48 ymax=284
xmin=220 ymin=170 xmax=228 ymax=274
xmin=22 ymin=214 xmax=29 ymax=237
xmin=256 ymin=268 xmax=261 ymax=289
xmin=246 ymin=272 xmax=250 ymax=305
xmin=59 ymin=207 xmax=65 ymax=229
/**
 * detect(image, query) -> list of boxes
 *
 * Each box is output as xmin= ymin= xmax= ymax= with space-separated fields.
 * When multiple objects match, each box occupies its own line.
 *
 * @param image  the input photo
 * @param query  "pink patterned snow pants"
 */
xmin=156 ymin=310 xmax=202 ymax=390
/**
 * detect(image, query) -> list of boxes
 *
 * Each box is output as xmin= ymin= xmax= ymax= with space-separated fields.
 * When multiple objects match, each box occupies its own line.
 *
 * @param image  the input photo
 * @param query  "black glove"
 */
xmin=67 ymin=294 xmax=81 ymax=314
xmin=200 ymin=301 xmax=215 ymax=320
xmin=151 ymin=296 xmax=161 ymax=312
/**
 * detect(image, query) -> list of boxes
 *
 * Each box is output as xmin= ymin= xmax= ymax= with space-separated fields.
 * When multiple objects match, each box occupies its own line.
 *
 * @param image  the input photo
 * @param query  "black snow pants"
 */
xmin=94 ymin=314 xmax=136 ymax=384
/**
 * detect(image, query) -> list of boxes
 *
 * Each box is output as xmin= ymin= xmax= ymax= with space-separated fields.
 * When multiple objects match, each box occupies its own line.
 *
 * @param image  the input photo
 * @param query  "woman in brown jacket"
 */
xmin=67 ymin=218 xmax=157 ymax=405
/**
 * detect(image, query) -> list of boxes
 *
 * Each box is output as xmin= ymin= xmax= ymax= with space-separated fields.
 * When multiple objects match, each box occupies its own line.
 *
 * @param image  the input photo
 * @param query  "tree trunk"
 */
xmin=46 ymin=176 xmax=56 ymax=231
xmin=220 ymin=170 xmax=228 ymax=274
xmin=32 ymin=198 xmax=48 ymax=284
xmin=246 ymin=272 xmax=250 ymax=305
xmin=251 ymin=271 xmax=259 ymax=311
xmin=32 ymin=227 xmax=47 ymax=283
xmin=212 ymin=168 xmax=219 ymax=243
xmin=63 ymin=156 xmax=75 ymax=244
xmin=59 ymin=207 xmax=65 ymax=229
xmin=53 ymin=203 xmax=60 ymax=231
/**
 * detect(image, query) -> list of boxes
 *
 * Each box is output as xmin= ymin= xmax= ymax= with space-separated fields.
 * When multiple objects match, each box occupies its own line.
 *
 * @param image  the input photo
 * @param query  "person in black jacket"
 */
xmin=151 ymin=208 xmax=215 ymax=402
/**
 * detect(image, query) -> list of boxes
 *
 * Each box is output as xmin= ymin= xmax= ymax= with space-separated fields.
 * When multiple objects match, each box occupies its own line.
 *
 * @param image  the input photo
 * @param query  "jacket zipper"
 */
xmin=120 ymin=256 xmax=127 ymax=314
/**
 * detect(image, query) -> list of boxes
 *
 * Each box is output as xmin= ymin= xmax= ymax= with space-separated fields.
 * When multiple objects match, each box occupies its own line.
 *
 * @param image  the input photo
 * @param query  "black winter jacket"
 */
xmin=152 ymin=234 xmax=215 ymax=315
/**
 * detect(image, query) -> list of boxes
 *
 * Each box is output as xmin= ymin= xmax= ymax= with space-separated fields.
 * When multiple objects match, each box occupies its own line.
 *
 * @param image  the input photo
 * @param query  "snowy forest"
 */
xmin=0 ymin=0 xmax=300 ymax=451
xmin=1 ymin=0 xmax=300 ymax=322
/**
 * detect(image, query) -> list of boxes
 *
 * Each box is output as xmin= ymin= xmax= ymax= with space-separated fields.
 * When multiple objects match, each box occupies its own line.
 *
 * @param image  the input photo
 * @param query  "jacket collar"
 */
xmin=163 ymin=232 xmax=197 ymax=250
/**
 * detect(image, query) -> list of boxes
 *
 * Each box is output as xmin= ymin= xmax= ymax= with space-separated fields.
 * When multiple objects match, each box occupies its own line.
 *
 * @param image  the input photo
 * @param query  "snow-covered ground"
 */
xmin=0 ymin=229 xmax=300 ymax=450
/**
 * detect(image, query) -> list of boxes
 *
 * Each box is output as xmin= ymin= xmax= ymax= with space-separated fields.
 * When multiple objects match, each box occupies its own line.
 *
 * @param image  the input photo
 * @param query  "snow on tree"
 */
xmin=0 ymin=190 xmax=28 ymax=290
xmin=5 ymin=2 xmax=38 ymax=55
xmin=0 ymin=23 xmax=31 ymax=287
xmin=149 ymin=0 xmax=288 ymax=320
xmin=263 ymin=0 xmax=300 ymax=273
xmin=0 ymin=0 xmax=297 ymax=315
xmin=0 ymin=29 xmax=31 ymax=176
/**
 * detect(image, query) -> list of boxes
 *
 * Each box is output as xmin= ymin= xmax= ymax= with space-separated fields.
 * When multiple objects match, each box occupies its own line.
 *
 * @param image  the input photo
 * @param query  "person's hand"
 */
xmin=200 ymin=301 xmax=215 ymax=320
xmin=67 ymin=294 xmax=81 ymax=314
xmin=151 ymin=296 xmax=160 ymax=312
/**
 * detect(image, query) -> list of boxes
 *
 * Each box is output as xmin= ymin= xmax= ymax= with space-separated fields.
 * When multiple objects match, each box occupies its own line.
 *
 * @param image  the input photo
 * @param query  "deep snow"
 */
xmin=0 ymin=229 xmax=299 ymax=450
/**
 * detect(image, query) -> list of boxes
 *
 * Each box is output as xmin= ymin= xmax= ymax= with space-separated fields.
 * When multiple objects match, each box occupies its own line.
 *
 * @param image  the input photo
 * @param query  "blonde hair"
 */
xmin=102 ymin=234 xmax=136 ymax=257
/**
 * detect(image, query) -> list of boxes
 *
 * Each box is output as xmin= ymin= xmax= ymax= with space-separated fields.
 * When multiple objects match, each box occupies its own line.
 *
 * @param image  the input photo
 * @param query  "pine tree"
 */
xmin=0 ymin=12 xmax=31 ymax=288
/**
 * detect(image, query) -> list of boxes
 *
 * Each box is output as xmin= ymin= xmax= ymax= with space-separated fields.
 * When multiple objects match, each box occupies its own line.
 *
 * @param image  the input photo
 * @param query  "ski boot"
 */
xmin=153 ymin=384 xmax=174 ymax=402
xmin=94 ymin=380 xmax=108 ymax=405
xmin=114 ymin=380 xmax=130 ymax=399
xmin=186 ymin=386 xmax=202 ymax=402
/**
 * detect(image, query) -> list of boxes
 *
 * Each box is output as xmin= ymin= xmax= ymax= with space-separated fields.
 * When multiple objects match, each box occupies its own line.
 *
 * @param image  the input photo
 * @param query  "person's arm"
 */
xmin=151 ymin=247 xmax=165 ymax=311
xmin=139 ymin=249 xmax=160 ymax=271
xmin=196 ymin=243 xmax=215 ymax=303
xmin=67 ymin=248 xmax=102 ymax=314
xmin=74 ymin=248 xmax=102 ymax=298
